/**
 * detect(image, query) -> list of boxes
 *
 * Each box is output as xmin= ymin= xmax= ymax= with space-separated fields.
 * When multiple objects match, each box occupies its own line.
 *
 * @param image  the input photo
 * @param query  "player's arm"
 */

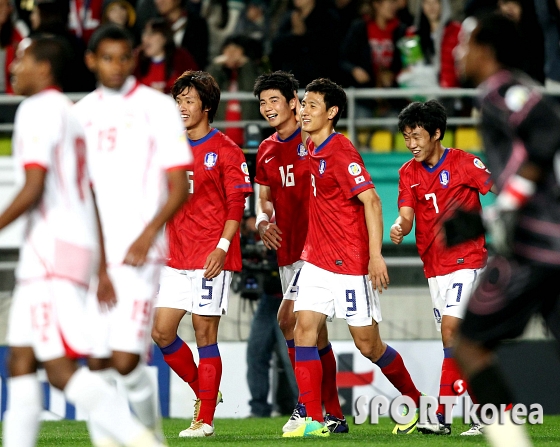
xmin=389 ymin=206 xmax=414 ymax=245
xmin=204 ymin=218 xmax=240 ymax=279
xmin=256 ymin=184 xmax=282 ymax=250
xmin=124 ymin=168 xmax=189 ymax=266
xmin=358 ymin=187 xmax=389 ymax=293
xmin=0 ymin=167 xmax=45 ymax=231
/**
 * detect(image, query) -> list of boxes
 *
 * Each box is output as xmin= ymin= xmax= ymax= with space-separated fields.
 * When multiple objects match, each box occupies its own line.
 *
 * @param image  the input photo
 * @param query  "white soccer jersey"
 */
xmin=12 ymin=88 xmax=99 ymax=286
xmin=73 ymin=77 xmax=193 ymax=266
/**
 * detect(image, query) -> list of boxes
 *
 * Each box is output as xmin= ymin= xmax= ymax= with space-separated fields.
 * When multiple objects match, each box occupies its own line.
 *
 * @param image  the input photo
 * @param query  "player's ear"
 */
xmin=289 ymin=97 xmax=296 ymax=111
xmin=327 ymin=105 xmax=339 ymax=120
xmin=434 ymin=129 xmax=441 ymax=141
xmin=84 ymin=50 xmax=96 ymax=72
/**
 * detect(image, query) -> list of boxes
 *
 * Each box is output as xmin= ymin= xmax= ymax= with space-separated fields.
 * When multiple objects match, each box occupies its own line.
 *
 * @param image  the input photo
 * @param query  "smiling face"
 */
xmin=259 ymin=88 xmax=295 ymax=129
xmin=401 ymin=125 xmax=441 ymax=164
xmin=300 ymin=91 xmax=337 ymax=135
xmin=175 ymin=86 xmax=209 ymax=131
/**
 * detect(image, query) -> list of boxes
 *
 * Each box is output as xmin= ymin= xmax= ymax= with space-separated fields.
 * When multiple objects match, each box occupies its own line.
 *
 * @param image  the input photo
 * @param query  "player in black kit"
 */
xmin=449 ymin=12 xmax=560 ymax=447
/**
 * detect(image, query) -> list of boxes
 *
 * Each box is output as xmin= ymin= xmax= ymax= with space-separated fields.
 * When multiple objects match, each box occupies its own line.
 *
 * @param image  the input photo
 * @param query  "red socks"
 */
xmin=295 ymin=346 xmax=323 ymax=422
xmin=375 ymin=345 xmax=421 ymax=406
xmin=319 ymin=344 xmax=343 ymax=419
xmin=286 ymin=339 xmax=296 ymax=372
xmin=196 ymin=344 xmax=222 ymax=425
xmin=160 ymin=336 xmax=199 ymax=397
xmin=437 ymin=351 xmax=462 ymax=415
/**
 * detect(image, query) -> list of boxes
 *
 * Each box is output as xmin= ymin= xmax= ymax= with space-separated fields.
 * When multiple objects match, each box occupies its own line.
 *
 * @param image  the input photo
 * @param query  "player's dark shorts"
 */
xmin=460 ymin=255 xmax=560 ymax=348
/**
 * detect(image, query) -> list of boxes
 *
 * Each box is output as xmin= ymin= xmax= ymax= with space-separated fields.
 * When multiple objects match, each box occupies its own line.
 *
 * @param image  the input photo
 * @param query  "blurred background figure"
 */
xmin=270 ymin=0 xmax=342 ymax=88
xmin=200 ymin=0 xmax=244 ymax=61
xmin=0 ymin=0 xmax=28 ymax=94
xmin=534 ymin=0 xmax=560 ymax=90
xmin=29 ymin=0 xmax=95 ymax=92
xmin=68 ymin=0 xmax=103 ymax=44
xmin=206 ymin=34 xmax=262 ymax=147
xmin=102 ymin=0 xmax=138 ymax=42
xmin=233 ymin=0 xmax=268 ymax=58
xmin=135 ymin=17 xmax=198 ymax=93
xmin=152 ymin=0 xmax=210 ymax=71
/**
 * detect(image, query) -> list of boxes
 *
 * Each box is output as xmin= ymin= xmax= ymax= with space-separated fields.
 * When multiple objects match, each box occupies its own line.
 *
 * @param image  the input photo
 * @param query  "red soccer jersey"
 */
xmin=301 ymin=133 xmax=374 ymax=275
xmin=254 ymin=127 xmax=310 ymax=266
xmin=397 ymin=148 xmax=493 ymax=277
xmin=166 ymin=129 xmax=253 ymax=271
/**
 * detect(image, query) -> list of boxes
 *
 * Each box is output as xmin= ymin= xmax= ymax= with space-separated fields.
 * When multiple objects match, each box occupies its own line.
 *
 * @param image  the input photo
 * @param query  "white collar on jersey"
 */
xmin=99 ymin=76 xmax=137 ymax=97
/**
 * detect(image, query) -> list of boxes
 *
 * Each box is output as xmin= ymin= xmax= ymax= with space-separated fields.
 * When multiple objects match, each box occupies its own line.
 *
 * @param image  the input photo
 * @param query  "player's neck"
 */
xmin=425 ymin=142 xmax=445 ymax=168
xmin=275 ymin=117 xmax=299 ymax=140
xmin=187 ymin=122 xmax=212 ymax=141
xmin=308 ymin=126 xmax=335 ymax=149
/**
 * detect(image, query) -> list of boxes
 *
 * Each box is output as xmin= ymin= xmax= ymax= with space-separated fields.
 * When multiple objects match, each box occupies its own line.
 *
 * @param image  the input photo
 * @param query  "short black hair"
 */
xmin=27 ymin=35 xmax=73 ymax=89
xmin=304 ymin=78 xmax=346 ymax=127
xmin=171 ymin=70 xmax=221 ymax=123
xmin=253 ymin=71 xmax=299 ymax=105
xmin=397 ymin=99 xmax=447 ymax=140
xmin=471 ymin=13 xmax=523 ymax=70
xmin=88 ymin=23 xmax=135 ymax=53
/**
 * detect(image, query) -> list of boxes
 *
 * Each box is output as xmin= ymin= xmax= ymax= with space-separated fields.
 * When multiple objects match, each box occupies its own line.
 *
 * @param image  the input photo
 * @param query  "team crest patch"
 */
xmin=473 ymin=158 xmax=486 ymax=169
xmin=319 ymin=159 xmax=327 ymax=175
xmin=204 ymin=152 xmax=218 ymax=168
xmin=439 ymin=170 xmax=450 ymax=187
xmin=348 ymin=162 xmax=362 ymax=176
xmin=297 ymin=143 xmax=308 ymax=157
xmin=241 ymin=162 xmax=249 ymax=175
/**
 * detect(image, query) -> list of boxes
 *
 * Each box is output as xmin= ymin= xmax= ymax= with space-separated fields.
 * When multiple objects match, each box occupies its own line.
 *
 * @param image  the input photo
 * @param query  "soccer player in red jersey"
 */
xmin=252 ymin=71 xmax=347 ymax=434
xmin=390 ymin=99 xmax=494 ymax=436
xmin=284 ymin=78 xmax=422 ymax=437
xmin=151 ymin=70 xmax=253 ymax=438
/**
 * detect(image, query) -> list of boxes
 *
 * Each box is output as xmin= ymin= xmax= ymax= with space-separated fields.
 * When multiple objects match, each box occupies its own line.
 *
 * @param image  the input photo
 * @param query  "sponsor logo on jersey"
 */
xmin=297 ymin=143 xmax=308 ymax=157
xmin=439 ymin=170 xmax=450 ymax=187
xmin=348 ymin=162 xmax=362 ymax=176
xmin=355 ymin=175 xmax=365 ymax=184
xmin=204 ymin=152 xmax=218 ymax=168
xmin=319 ymin=159 xmax=326 ymax=175
xmin=241 ymin=162 xmax=249 ymax=175
xmin=473 ymin=158 xmax=486 ymax=169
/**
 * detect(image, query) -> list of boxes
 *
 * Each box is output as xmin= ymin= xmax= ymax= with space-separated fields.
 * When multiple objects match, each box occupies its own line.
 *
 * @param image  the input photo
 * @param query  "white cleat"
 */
xmin=461 ymin=423 xmax=484 ymax=436
xmin=282 ymin=402 xmax=307 ymax=433
xmin=178 ymin=420 xmax=215 ymax=438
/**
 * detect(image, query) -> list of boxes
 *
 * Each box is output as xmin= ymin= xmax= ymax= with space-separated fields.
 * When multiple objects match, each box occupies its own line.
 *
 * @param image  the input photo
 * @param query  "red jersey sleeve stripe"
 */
xmin=165 ymin=164 xmax=191 ymax=172
xmin=350 ymin=181 xmax=373 ymax=193
xmin=23 ymin=162 xmax=48 ymax=172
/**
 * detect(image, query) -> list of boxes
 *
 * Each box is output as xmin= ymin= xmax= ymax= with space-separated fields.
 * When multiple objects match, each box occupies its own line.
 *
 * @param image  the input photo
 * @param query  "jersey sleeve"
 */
xmin=459 ymin=152 xmax=493 ymax=195
xmin=154 ymin=96 xmax=194 ymax=171
xmin=222 ymin=145 xmax=254 ymax=221
xmin=254 ymin=142 xmax=269 ymax=186
xmin=14 ymin=100 xmax=60 ymax=171
xmin=397 ymin=164 xmax=415 ymax=209
xmin=336 ymin=140 xmax=374 ymax=199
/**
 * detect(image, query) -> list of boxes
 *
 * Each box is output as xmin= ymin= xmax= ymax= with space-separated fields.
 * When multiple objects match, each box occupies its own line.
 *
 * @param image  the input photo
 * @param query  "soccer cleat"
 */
xmin=324 ymin=414 xmax=349 ymax=433
xmin=191 ymin=390 xmax=224 ymax=425
xmin=178 ymin=420 xmax=214 ymax=438
xmin=282 ymin=402 xmax=307 ymax=433
xmin=282 ymin=417 xmax=330 ymax=438
xmin=417 ymin=412 xmax=451 ymax=435
xmin=461 ymin=422 xmax=484 ymax=436
xmin=392 ymin=405 xmax=419 ymax=434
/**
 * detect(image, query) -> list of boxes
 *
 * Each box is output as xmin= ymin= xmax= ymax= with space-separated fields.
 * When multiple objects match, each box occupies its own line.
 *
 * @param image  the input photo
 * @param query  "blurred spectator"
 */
xmin=200 ymin=0 xmax=244 ymax=60
xmin=0 ymin=0 xmax=28 ymax=94
xmin=270 ymin=0 xmax=342 ymax=87
xmin=206 ymin=34 xmax=262 ymax=147
xmin=331 ymin=0 xmax=362 ymax=39
xmin=30 ymin=0 xmax=95 ymax=92
xmin=233 ymin=0 xmax=268 ymax=55
xmin=535 ymin=0 xmax=560 ymax=89
xmin=68 ymin=0 xmax=103 ymax=43
xmin=102 ymin=0 xmax=137 ymax=41
xmin=154 ymin=0 xmax=210 ymax=70
xmin=135 ymin=17 xmax=198 ymax=93
xmin=464 ymin=0 xmax=498 ymax=17
xmin=340 ymin=0 xmax=406 ymax=116
xmin=397 ymin=0 xmax=460 ymax=88
xmin=396 ymin=0 xmax=413 ymax=26
xmin=497 ymin=0 xmax=545 ymax=84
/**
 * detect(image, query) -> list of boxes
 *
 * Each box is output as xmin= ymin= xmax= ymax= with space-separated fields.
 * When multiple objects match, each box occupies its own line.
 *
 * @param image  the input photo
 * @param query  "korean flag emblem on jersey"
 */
xmin=297 ymin=143 xmax=308 ymax=157
xmin=439 ymin=170 xmax=450 ymax=187
xmin=319 ymin=159 xmax=327 ymax=175
xmin=241 ymin=162 xmax=250 ymax=175
xmin=348 ymin=162 xmax=362 ymax=176
xmin=204 ymin=152 xmax=218 ymax=168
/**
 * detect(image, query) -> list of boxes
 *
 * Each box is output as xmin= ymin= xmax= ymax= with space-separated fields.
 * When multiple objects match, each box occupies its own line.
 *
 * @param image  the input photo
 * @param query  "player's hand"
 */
xmin=483 ymin=206 xmax=517 ymax=257
xmin=97 ymin=270 xmax=116 ymax=311
xmin=203 ymin=248 xmax=227 ymax=279
xmin=124 ymin=229 xmax=155 ymax=266
xmin=368 ymin=254 xmax=389 ymax=293
xmin=389 ymin=223 xmax=403 ymax=245
xmin=258 ymin=222 xmax=282 ymax=250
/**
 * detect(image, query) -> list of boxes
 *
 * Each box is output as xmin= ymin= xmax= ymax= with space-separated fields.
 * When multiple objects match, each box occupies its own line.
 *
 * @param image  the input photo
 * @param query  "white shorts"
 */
xmin=7 ymin=279 xmax=92 ymax=362
xmin=428 ymin=267 xmax=485 ymax=331
xmin=155 ymin=266 xmax=231 ymax=316
xmin=88 ymin=263 xmax=161 ymax=359
xmin=280 ymin=260 xmax=305 ymax=300
xmin=293 ymin=262 xmax=382 ymax=327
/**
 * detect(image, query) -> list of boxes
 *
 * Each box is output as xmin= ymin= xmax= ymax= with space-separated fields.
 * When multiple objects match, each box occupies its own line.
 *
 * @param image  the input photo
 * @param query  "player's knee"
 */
xmin=8 ymin=347 xmax=37 ymax=377
xmin=112 ymin=354 xmax=140 ymax=376
xmin=151 ymin=325 xmax=175 ymax=348
xmin=277 ymin=314 xmax=295 ymax=337
xmin=354 ymin=338 xmax=384 ymax=362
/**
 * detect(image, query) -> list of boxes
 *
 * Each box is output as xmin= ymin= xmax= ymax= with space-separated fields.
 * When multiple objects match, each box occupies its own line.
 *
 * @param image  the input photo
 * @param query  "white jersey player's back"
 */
xmin=73 ymin=77 xmax=192 ymax=265
xmin=12 ymin=88 xmax=99 ymax=286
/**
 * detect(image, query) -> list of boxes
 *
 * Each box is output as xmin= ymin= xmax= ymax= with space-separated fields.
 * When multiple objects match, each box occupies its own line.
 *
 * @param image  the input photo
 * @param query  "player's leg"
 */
xmin=153 ymin=266 xmax=199 ymax=396
xmin=277 ymin=299 xmax=297 ymax=369
xmin=2 ymin=346 xmax=42 ymax=447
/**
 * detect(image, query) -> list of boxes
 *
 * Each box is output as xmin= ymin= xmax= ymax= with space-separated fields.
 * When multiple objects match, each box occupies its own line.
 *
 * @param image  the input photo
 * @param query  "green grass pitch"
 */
xmin=3 ymin=416 xmax=560 ymax=446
